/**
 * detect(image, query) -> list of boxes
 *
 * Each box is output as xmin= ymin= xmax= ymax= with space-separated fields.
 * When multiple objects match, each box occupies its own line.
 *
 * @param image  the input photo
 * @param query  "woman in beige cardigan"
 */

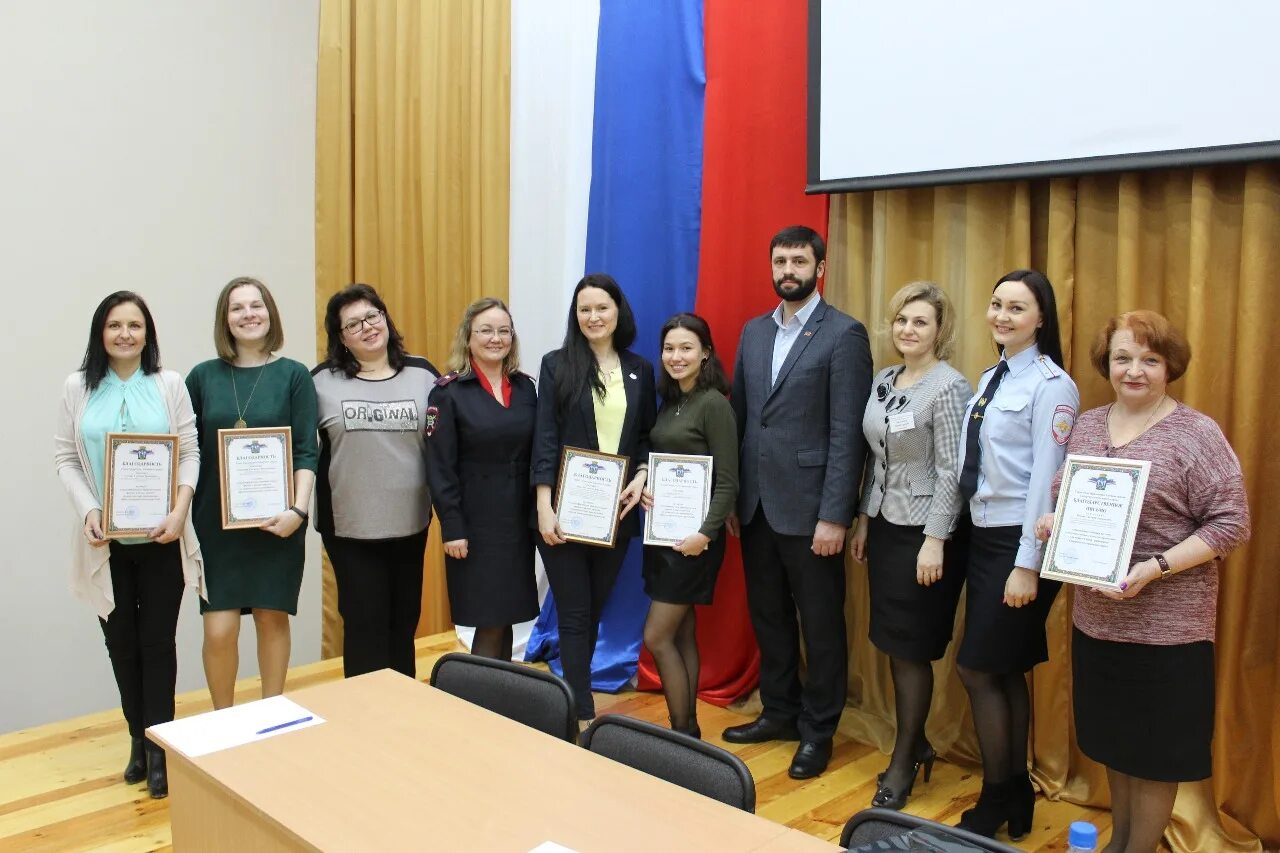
xmin=53 ymin=292 xmax=204 ymax=799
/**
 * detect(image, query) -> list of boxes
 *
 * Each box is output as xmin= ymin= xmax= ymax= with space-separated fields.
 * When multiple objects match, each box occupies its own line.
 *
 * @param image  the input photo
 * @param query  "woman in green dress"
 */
xmin=186 ymin=277 xmax=319 ymax=708
xmin=639 ymin=313 xmax=738 ymax=737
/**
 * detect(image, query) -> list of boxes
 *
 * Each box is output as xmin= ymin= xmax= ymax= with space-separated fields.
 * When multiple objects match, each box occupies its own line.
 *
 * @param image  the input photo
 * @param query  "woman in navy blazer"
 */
xmin=532 ymin=273 xmax=656 ymax=723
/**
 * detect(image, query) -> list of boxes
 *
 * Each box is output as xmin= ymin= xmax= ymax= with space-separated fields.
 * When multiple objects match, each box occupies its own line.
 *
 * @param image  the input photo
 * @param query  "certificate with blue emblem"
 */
xmin=218 ymin=427 xmax=294 ymax=530
xmin=1041 ymin=454 xmax=1151 ymax=590
xmin=102 ymin=433 xmax=179 ymax=538
xmin=555 ymin=446 xmax=628 ymax=547
xmin=643 ymin=452 xmax=713 ymax=547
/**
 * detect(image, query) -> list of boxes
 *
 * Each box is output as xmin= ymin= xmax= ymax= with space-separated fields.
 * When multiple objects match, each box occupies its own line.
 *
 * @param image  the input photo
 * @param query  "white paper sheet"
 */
xmin=148 ymin=695 xmax=325 ymax=757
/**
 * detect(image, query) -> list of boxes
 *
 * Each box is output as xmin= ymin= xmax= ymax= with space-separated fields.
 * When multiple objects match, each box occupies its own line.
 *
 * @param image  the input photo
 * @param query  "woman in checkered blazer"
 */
xmin=849 ymin=281 xmax=971 ymax=811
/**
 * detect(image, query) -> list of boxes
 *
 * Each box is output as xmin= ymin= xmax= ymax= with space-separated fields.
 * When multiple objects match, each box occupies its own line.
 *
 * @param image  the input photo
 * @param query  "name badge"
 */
xmin=888 ymin=412 xmax=916 ymax=433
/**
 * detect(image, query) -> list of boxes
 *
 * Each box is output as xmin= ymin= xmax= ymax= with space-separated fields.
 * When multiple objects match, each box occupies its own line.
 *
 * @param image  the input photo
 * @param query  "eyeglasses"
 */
xmin=341 ymin=310 xmax=385 ymax=336
xmin=471 ymin=326 xmax=513 ymax=340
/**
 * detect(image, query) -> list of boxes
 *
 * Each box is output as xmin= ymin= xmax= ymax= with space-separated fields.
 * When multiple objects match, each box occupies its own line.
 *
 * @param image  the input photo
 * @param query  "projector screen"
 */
xmin=807 ymin=1 xmax=1280 ymax=192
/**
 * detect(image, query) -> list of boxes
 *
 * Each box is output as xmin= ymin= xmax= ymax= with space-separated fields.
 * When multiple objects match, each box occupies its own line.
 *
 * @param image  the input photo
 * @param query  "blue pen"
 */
xmin=255 ymin=716 xmax=314 ymax=735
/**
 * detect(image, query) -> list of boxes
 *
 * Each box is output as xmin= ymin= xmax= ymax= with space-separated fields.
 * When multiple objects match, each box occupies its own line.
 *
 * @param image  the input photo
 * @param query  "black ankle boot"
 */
xmin=1007 ymin=771 xmax=1035 ymax=840
xmin=145 ymin=743 xmax=168 ymax=799
xmin=123 ymin=737 xmax=146 ymax=784
xmin=956 ymin=777 xmax=1011 ymax=837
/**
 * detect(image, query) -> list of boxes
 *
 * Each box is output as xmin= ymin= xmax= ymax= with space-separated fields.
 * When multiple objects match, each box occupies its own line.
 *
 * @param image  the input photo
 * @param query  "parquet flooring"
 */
xmin=0 ymin=632 xmax=1107 ymax=852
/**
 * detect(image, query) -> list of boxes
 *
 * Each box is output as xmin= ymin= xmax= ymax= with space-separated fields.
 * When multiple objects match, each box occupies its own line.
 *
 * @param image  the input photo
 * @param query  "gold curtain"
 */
xmin=825 ymin=164 xmax=1280 ymax=851
xmin=315 ymin=0 xmax=511 ymax=656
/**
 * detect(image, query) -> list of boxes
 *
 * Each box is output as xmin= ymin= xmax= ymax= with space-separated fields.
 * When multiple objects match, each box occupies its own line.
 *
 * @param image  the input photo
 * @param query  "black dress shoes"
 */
xmin=788 ymin=739 xmax=833 ymax=779
xmin=123 ymin=737 xmax=147 ymax=784
xmin=721 ymin=716 xmax=801 ymax=744
xmin=145 ymin=743 xmax=168 ymax=800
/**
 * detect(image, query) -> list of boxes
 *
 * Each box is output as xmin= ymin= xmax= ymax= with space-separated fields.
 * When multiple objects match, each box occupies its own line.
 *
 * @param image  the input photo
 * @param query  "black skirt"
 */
xmin=956 ymin=525 xmax=1061 ymax=674
xmin=1072 ymin=627 xmax=1214 ymax=782
xmin=643 ymin=533 xmax=726 ymax=605
xmin=866 ymin=514 xmax=967 ymax=662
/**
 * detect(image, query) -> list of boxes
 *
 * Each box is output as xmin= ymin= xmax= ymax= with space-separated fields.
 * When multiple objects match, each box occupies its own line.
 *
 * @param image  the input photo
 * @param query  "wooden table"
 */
xmin=150 ymin=670 xmax=839 ymax=852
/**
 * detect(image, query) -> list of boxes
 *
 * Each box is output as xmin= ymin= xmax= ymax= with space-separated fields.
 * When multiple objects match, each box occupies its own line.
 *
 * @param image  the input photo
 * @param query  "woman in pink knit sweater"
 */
xmin=1037 ymin=310 xmax=1250 ymax=853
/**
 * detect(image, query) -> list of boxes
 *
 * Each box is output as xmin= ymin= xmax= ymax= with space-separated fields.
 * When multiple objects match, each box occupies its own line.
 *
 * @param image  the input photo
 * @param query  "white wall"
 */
xmin=0 ymin=1 xmax=321 ymax=733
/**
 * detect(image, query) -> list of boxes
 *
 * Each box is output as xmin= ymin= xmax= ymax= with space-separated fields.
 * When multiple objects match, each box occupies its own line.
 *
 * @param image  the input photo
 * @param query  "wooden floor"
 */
xmin=0 ymin=632 xmax=1107 ymax=852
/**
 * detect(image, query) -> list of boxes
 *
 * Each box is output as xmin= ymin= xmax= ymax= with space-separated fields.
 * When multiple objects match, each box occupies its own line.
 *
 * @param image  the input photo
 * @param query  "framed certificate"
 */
xmin=643 ymin=452 xmax=713 ymax=547
xmin=554 ymin=446 xmax=628 ymax=547
xmin=1041 ymin=454 xmax=1152 ymax=591
xmin=102 ymin=433 xmax=179 ymax=538
xmin=218 ymin=427 xmax=295 ymax=530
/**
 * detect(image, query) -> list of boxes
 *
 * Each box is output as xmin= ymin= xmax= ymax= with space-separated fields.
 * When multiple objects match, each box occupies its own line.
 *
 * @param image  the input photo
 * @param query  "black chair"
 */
xmin=840 ymin=808 xmax=1020 ymax=852
xmin=580 ymin=714 xmax=756 ymax=812
xmin=428 ymin=652 xmax=577 ymax=742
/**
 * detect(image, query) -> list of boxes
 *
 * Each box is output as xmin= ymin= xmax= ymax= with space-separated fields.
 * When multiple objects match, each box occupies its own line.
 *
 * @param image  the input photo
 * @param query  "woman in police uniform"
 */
xmin=953 ymin=270 xmax=1078 ymax=839
xmin=425 ymin=298 xmax=539 ymax=660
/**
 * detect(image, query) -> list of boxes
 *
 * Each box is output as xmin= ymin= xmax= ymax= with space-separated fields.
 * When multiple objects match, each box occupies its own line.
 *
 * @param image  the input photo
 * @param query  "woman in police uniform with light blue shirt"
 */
xmin=953 ymin=269 xmax=1078 ymax=840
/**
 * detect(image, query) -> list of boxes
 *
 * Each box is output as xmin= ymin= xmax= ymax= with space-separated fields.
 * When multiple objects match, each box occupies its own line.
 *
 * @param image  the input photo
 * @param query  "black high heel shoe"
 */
xmin=870 ymin=745 xmax=936 ymax=810
xmin=123 ymin=737 xmax=146 ymax=784
xmin=876 ymin=741 xmax=936 ymax=785
xmin=670 ymin=717 xmax=702 ymax=739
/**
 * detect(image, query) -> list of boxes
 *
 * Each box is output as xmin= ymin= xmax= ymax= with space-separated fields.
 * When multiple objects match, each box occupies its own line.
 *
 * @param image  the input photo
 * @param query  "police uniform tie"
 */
xmin=958 ymin=360 xmax=1010 ymax=501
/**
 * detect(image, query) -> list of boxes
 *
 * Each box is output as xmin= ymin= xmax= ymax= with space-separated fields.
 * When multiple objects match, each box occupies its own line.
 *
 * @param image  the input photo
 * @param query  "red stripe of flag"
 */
xmin=636 ymin=0 xmax=830 ymax=704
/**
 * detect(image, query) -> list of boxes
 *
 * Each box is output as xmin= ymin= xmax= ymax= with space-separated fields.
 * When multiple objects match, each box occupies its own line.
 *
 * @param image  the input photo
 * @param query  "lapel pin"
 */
xmin=803 ymin=331 xmax=814 ymax=337
xmin=629 ymin=372 xmax=637 ymax=380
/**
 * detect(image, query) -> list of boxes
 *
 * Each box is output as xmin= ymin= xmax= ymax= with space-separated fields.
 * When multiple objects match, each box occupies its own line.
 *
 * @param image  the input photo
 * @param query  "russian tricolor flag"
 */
xmin=507 ymin=0 xmax=827 ymax=706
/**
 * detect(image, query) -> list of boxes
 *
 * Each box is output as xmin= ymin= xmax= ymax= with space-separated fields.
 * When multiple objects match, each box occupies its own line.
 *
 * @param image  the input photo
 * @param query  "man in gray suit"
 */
xmin=723 ymin=225 xmax=873 ymax=778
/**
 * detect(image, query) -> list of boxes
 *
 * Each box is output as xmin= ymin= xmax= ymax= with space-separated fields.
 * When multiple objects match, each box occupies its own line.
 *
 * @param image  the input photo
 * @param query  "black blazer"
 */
xmin=531 ymin=348 xmax=657 ymax=541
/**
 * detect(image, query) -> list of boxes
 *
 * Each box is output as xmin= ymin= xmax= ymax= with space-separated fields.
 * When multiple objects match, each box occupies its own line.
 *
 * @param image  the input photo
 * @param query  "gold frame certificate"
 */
xmin=555 ymin=446 xmax=628 ymax=547
xmin=102 ymin=433 xmax=178 ymax=538
xmin=218 ymin=427 xmax=295 ymax=530
xmin=643 ymin=452 xmax=713 ymax=547
xmin=1041 ymin=454 xmax=1151 ymax=591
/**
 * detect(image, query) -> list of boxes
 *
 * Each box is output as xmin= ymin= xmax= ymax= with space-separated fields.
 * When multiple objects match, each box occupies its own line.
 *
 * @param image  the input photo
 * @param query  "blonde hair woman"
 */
xmin=850 ymin=281 xmax=971 ymax=810
xmin=425 ymin=298 xmax=539 ymax=659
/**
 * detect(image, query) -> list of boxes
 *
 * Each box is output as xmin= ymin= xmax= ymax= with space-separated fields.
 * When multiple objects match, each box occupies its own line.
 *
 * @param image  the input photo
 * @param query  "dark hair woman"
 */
xmin=953 ymin=269 xmax=1079 ymax=838
xmin=531 ymin=273 xmax=655 ymax=725
xmin=313 ymin=283 xmax=439 ymax=678
xmin=185 ymin=276 xmax=318 ymax=710
xmin=54 ymin=291 xmax=203 ymax=799
xmin=638 ymin=313 xmax=737 ymax=737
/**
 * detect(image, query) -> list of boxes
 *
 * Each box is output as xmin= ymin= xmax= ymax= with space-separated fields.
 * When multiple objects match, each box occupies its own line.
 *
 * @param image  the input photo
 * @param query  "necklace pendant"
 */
xmin=234 ymin=418 xmax=247 ymax=429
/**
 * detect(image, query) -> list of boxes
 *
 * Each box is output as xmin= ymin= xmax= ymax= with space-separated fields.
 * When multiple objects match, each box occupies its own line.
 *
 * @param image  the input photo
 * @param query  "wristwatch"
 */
xmin=1154 ymin=554 xmax=1171 ymax=579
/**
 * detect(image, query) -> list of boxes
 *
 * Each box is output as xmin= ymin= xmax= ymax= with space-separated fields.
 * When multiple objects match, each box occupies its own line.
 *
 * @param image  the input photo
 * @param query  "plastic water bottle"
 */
xmin=1067 ymin=820 xmax=1099 ymax=852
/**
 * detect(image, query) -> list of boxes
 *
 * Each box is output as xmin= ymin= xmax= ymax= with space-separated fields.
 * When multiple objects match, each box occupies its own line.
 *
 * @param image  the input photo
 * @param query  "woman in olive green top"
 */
xmin=187 ymin=277 xmax=318 ymax=709
xmin=640 ymin=313 xmax=739 ymax=737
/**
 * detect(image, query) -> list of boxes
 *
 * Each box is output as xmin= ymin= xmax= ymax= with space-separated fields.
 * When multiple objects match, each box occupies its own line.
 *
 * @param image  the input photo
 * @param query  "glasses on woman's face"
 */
xmin=341 ymin=310 xmax=385 ymax=336
xmin=471 ymin=326 xmax=513 ymax=340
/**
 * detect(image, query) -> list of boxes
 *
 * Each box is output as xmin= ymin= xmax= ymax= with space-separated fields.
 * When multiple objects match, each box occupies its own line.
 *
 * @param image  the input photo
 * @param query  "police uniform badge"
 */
xmin=424 ymin=405 xmax=440 ymax=437
xmin=1052 ymin=405 xmax=1076 ymax=446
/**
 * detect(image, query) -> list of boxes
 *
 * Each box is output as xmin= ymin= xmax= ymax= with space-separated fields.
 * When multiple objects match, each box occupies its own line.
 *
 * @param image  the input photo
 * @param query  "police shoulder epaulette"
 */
xmin=1035 ymin=357 xmax=1062 ymax=379
xmin=435 ymin=371 xmax=459 ymax=387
